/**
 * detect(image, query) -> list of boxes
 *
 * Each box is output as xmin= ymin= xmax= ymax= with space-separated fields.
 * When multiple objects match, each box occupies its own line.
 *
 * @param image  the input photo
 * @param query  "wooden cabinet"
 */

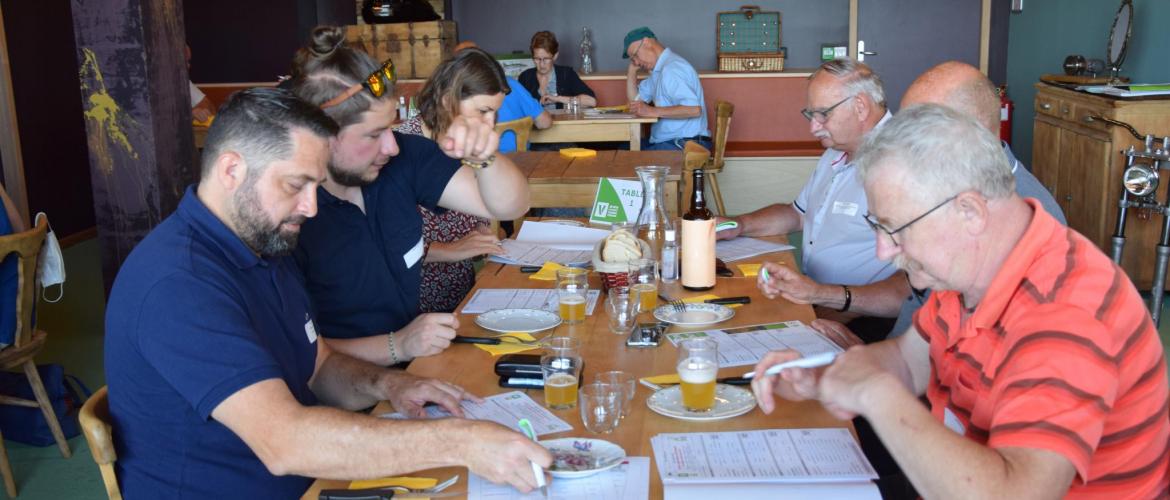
xmin=1032 ymin=83 xmax=1170 ymax=289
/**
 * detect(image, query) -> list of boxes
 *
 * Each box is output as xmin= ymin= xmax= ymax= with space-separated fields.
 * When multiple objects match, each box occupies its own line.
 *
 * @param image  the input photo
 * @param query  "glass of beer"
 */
xmin=628 ymin=258 xmax=658 ymax=313
xmin=541 ymin=337 xmax=582 ymax=409
xmin=556 ymin=268 xmax=589 ymax=324
xmin=677 ymin=338 xmax=719 ymax=412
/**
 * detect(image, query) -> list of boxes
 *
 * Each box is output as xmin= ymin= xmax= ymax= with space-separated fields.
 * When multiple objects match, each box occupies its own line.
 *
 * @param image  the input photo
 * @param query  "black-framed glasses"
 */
xmin=320 ymin=58 xmax=397 ymax=110
xmin=629 ymin=37 xmax=646 ymax=60
xmin=800 ymin=95 xmax=853 ymax=123
xmin=863 ymin=194 xmax=958 ymax=247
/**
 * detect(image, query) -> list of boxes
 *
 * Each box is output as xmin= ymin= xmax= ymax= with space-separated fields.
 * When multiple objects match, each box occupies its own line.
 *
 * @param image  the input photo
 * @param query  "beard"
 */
xmin=328 ymin=162 xmax=376 ymax=187
xmin=233 ymin=180 xmax=306 ymax=257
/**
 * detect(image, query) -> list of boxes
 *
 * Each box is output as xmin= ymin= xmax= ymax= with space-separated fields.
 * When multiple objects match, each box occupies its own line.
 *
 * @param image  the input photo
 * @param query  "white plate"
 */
xmin=474 ymin=308 xmax=562 ymax=334
xmin=653 ymin=303 xmax=735 ymax=326
xmin=541 ymin=438 xmax=626 ymax=479
xmin=542 ymin=219 xmax=585 ymax=227
xmin=646 ymin=384 xmax=756 ymax=421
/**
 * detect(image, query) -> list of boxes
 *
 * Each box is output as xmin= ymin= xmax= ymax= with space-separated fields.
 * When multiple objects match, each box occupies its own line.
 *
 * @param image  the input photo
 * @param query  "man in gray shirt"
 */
xmin=811 ymin=61 xmax=1066 ymax=348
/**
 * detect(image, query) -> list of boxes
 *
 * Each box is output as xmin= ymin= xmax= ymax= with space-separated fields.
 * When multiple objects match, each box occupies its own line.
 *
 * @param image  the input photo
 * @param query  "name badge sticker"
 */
xmin=403 ymin=236 xmax=425 ymax=268
xmin=304 ymin=314 xmax=318 ymax=344
xmin=943 ymin=407 xmax=966 ymax=435
xmin=832 ymin=201 xmax=860 ymax=217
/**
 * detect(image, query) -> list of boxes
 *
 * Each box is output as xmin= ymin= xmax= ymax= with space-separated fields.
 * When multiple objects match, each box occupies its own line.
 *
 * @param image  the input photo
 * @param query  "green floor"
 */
xmin=5 ymin=235 xmax=1170 ymax=499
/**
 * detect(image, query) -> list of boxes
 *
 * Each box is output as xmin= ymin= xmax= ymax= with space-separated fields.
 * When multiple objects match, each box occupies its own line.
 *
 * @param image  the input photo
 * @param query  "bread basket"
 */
xmin=592 ymin=237 xmax=652 ymax=292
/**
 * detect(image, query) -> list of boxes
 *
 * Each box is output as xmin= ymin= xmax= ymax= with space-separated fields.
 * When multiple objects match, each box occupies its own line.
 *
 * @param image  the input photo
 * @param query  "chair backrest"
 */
xmin=710 ymin=100 xmax=735 ymax=171
xmin=682 ymin=141 xmax=711 ymax=206
xmin=0 ymin=216 xmax=46 ymax=349
xmin=80 ymin=386 xmax=122 ymax=500
xmin=494 ymin=116 xmax=534 ymax=152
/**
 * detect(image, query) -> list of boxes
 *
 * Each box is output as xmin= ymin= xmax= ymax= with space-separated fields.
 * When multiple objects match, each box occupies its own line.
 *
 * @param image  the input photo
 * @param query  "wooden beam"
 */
xmin=0 ymin=3 xmax=30 ymax=227
xmin=72 ymin=0 xmax=199 ymax=288
xmin=849 ymin=0 xmax=858 ymax=59
xmin=980 ymin=0 xmax=991 ymax=74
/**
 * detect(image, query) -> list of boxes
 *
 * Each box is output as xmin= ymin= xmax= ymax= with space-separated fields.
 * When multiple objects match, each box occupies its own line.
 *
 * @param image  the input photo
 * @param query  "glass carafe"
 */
xmin=635 ymin=166 xmax=673 ymax=264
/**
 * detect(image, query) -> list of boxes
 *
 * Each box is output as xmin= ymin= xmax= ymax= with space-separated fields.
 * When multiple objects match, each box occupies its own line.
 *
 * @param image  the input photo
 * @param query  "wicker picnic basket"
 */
xmin=717 ymin=5 xmax=784 ymax=72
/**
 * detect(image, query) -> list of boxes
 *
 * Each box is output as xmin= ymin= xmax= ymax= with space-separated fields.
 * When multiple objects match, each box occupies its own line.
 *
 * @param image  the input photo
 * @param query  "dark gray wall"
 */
xmin=450 ymin=0 xmax=850 ymax=72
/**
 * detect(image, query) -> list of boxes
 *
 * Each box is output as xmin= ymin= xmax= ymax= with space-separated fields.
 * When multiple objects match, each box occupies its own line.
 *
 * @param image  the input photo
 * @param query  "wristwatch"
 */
xmin=460 ymin=154 xmax=495 ymax=170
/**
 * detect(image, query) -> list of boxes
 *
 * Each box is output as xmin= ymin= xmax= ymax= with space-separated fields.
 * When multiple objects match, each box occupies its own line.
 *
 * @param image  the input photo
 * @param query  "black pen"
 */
xmin=520 ymin=266 xmax=542 ymax=273
xmin=452 ymin=335 xmax=500 ymax=345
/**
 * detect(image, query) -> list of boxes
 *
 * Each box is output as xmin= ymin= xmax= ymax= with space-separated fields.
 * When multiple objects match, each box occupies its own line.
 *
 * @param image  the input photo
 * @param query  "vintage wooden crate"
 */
xmin=716 ymin=5 xmax=783 ymax=72
xmin=344 ymin=21 xmax=457 ymax=79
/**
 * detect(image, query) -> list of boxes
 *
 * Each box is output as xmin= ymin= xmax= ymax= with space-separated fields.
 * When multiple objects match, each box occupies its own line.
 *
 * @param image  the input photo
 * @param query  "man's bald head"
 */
xmin=902 ymin=61 xmax=1000 ymax=134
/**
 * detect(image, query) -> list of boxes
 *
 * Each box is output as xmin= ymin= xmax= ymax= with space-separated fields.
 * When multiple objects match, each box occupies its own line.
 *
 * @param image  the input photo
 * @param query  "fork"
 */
xmin=670 ymin=298 xmax=686 ymax=313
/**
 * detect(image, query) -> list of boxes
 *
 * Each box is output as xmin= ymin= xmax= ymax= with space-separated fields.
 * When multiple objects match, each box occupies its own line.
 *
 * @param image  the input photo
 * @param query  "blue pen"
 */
xmin=517 ymin=419 xmax=548 ymax=498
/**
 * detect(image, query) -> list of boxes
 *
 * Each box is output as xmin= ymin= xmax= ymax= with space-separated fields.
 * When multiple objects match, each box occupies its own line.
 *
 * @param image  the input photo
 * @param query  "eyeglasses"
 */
xmin=319 ymin=58 xmax=397 ymax=110
xmin=629 ymin=38 xmax=646 ymax=60
xmin=800 ymin=95 xmax=853 ymax=123
xmin=863 ymin=194 xmax=958 ymax=247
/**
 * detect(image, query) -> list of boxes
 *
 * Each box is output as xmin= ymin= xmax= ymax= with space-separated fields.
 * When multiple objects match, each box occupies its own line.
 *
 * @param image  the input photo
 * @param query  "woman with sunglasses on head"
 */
xmin=518 ymin=31 xmax=596 ymax=111
xmin=394 ymin=47 xmax=509 ymax=314
xmin=289 ymin=26 xmax=530 ymax=366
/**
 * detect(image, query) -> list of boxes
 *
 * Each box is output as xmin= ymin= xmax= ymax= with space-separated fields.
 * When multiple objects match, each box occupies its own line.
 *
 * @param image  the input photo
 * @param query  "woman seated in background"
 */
xmin=518 ymin=31 xmax=596 ymax=111
xmin=394 ymin=47 xmax=508 ymax=312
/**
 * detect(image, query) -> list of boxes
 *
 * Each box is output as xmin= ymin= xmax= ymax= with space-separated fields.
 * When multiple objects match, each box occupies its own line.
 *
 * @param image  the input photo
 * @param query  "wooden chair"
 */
xmin=682 ymin=141 xmax=712 ymax=212
xmin=80 ymin=386 xmax=121 ymax=500
xmin=704 ymin=100 xmax=734 ymax=215
xmin=0 ymin=216 xmax=70 ymax=497
xmin=494 ymin=116 xmax=534 ymax=152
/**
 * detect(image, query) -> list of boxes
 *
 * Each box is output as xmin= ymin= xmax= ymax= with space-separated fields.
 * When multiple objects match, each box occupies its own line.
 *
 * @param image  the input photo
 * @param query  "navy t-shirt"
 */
xmin=294 ymin=132 xmax=460 ymax=339
xmin=105 ymin=188 xmax=320 ymax=498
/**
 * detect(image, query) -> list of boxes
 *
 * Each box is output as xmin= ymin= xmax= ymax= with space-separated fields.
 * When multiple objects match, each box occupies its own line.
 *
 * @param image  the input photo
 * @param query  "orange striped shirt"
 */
xmin=915 ymin=199 xmax=1169 ymax=498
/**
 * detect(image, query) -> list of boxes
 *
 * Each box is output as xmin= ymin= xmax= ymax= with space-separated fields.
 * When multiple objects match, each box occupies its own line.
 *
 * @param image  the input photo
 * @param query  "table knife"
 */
xmin=452 ymin=335 xmax=500 ymax=345
xmin=705 ymin=296 xmax=751 ymax=305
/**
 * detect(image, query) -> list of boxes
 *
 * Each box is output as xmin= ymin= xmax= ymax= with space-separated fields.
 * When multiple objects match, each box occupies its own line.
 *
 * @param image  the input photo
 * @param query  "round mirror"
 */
xmin=1123 ymin=164 xmax=1158 ymax=197
xmin=1107 ymin=0 xmax=1133 ymax=71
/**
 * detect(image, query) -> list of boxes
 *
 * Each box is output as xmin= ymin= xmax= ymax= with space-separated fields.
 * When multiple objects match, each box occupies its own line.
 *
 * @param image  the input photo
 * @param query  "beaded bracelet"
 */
xmin=387 ymin=331 xmax=401 ymax=364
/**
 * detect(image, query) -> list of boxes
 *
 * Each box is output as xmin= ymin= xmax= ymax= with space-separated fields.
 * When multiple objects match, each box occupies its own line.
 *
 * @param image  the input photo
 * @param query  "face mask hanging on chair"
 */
xmin=34 ymin=213 xmax=64 ymax=303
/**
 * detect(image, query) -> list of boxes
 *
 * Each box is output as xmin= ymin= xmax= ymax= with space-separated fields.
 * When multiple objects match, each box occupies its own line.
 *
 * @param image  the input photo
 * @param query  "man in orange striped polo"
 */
xmin=751 ymin=104 xmax=1169 ymax=498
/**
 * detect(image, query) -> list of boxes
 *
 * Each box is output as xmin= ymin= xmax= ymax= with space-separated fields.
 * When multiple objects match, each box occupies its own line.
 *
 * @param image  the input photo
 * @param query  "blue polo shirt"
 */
xmin=294 ymin=132 xmax=460 ymax=339
xmin=498 ymin=77 xmax=544 ymax=153
xmin=636 ymin=48 xmax=708 ymax=144
xmin=105 ymin=187 xmax=320 ymax=498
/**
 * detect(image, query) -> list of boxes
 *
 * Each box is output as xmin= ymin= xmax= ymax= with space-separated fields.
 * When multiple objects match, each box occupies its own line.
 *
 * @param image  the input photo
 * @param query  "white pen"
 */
xmin=742 ymin=351 xmax=839 ymax=379
xmin=517 ymin=418 xmax=548 ymax=498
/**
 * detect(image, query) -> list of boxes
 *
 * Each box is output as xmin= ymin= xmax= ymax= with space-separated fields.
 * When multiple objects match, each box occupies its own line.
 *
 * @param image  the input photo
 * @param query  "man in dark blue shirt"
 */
xmin=105 ymin=88 xmax=549 ymax=498
xmin=291 ymin=47 xmax=531 ymax=366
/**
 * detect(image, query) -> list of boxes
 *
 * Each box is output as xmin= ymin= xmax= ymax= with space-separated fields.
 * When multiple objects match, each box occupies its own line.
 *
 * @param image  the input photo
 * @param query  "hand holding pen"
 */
xmin=747 ymin=350 xmax=837 ymax=415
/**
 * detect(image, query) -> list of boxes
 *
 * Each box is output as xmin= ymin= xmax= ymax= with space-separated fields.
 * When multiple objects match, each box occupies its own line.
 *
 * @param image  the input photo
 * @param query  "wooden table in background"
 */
xmin=508 ymin=150 xmax=683 ymax=216
xmin=530 ymin=110 xmax=657 ymax=150
xmin=303 ymin=237 xmax=855 ymax=499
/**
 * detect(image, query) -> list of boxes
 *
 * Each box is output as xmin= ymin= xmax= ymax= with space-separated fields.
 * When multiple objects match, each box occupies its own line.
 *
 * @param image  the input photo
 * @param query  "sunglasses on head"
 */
xmin=319 ymin=58 xmax=397 ymax=109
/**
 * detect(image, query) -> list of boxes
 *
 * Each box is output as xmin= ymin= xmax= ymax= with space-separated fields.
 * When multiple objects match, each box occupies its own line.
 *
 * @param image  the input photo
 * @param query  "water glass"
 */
xmin=556 ymin=268 xmax=589 ymax=324
xmin=542 ymin=337 xmax=582 ymax=410
xmin=594 ymin=371 xmax=636 ymax=419
xmin=628 ymin=259 xmax=658 ymax=313
xmin=677 ymin=338 xmax=719 ymax=412
xmin=579 ymin=382 xmax=622 ymax=434
xmin=606 ymin=289 xmax=636 ymax=335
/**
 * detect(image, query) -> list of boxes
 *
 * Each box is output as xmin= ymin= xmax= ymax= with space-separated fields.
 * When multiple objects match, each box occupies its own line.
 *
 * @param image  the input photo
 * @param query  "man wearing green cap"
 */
xmin=623 ymin=27 xmax=710 ymax=151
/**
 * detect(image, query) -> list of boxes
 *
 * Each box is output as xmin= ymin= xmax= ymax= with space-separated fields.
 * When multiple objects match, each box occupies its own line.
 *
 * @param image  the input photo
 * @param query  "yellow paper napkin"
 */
xmin=350 ymin=476 xmax=436 ymax=490
xmin=474 ymin=332 xmax=540 ymax=356
xmin=682 ymin=294 xmax=744 ymax=308
xmin=737 ymin=263 xmax=761 ymax=277
xmin=641 ymin=373 xmax=682 ymax=385
xmin=559 ymin=147 xmax=597 ymax=158
xmin=529 ymin=261 xmax=565 ymax=281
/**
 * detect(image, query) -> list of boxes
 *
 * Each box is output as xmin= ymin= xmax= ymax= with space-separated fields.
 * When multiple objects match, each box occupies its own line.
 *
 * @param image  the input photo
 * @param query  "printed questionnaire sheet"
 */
xmin=462 ymin=288 xmax=601 ymax=315
xmin=715 ymin=237 xmax=794 ymax=262
xmin=651 ymin=429 xmax=876 ymax=483
xmin=381 ymin=391 xmax=572 ymax=437
xmin=468 ymin=456 xmax=650 ymax=500
xmin=664 ymin=321 xmax=842 ymax=368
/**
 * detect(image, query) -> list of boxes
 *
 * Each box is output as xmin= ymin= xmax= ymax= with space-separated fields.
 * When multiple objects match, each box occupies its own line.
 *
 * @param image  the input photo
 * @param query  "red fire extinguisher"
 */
xmin=998 ymin=85 xmax=1014 ymax=145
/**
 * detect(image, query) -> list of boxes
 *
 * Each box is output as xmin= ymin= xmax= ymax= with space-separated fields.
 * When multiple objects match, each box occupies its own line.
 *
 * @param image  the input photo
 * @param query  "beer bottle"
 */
xmin=681 ymin=169 xmax=715 ymax=290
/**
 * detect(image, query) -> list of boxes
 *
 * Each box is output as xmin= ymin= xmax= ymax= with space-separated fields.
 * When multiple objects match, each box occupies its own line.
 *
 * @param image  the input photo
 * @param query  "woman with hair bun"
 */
xmin=518 ymin=31 xmax=596 ymax=110
xmin=288 ymin=26 xmax=530 ymax=366
xmin=394 ymin=46 xmax=509 ymax=314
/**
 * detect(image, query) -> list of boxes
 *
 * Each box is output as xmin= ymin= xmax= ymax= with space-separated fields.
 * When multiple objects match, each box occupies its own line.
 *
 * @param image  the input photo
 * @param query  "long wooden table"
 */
xmin=508 ymin=150 xmax=683 ymax=217
xmin=530 ymin=110 xmax=657 ymax=150
xmin=303 ymin=237 xmax=855 ymax=499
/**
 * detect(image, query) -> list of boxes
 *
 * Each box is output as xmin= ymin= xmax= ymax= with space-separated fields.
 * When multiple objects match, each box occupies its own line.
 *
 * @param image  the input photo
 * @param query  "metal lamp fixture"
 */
xmin=1123 ymin=164 xmax=1159 ymax=197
